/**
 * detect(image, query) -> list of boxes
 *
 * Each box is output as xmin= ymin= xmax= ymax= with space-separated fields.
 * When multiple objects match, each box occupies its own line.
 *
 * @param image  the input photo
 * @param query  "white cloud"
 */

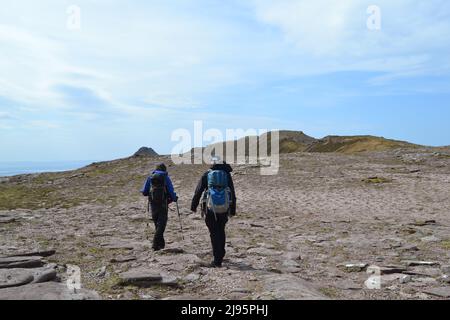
xmin=0 ymin=0 xmax=449 ymax=124
xmin=249 ymin=0 xmax=450 ymax=78
xmin=27 ymin=120 xmax=61 ymax=129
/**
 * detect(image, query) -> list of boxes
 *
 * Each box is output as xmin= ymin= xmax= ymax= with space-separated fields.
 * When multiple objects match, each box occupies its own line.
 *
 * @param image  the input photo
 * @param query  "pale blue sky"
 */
xmin=0 ymin=0 xmax=449 ymax=161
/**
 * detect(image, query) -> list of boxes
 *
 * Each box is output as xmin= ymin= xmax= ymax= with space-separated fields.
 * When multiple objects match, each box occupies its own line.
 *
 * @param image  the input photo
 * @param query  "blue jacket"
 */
xmin=141 ymin=170 xmax=177 ymax=202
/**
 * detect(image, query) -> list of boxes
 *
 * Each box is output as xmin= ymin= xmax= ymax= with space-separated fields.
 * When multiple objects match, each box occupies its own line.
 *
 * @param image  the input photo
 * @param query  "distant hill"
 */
xmin=305 ymin=135 xmax=418 ymax=154
xmin=133 ymin=147 xmax=159 ymax=157
xmin=262 ymin=131 xmax=317 ymax=153
xmin=184 ymin=131 xmax=420 ymax=160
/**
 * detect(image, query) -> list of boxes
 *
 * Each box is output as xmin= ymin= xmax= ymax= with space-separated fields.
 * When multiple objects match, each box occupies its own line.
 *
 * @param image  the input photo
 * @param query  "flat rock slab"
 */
xmin=247 ymin=248 xmax=283 ymax=256
xmin=337 ymin=263 xmax=368 ymax=272
xmin=110 ymin=256 xmax=137 ymax=263
xmin=7 ymin=250 xmax=56 ymax=258
xmin=0 ymin=282 xmax=101 ymax=300
xmin=159 ymin=248 xmax=185 ymax=254
xmin=0 ymin=270 xmax=34 ymax=289
xmin=420 ymin=236 xmax=440 ymax=243
xmin=31 ymin=268 xmax=57 ymax=283
xmin=367 ymin=265 xmax=407 ymax=275
xmin=262 ymin=274 xmax=327 ymax=300
xmin=0 ymin=217 xmax=16 ymax=224
xmin=283 ymin=252 xmax=302 ymax=261
xmin=0 ymin=256 xmax=44 ymax=269
xmin=0 ymin=267 xmax=57 ymax=289
xmin=424 ymin=287 xmax=450 ymax=298
xmin=119 ymin=268 xmax=163 ymax=287
xmin=403 ymin=260 xmax=440 ymax=267
xmin=101 ymin=239 xmax=150 ymax=251
xmin=335 ymin=280 xmax=361 ymax=290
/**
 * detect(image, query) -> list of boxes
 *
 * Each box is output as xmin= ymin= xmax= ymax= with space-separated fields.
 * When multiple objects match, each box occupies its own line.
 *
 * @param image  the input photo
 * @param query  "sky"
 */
xmin=0 ymin=0 xmax=449 ymax=161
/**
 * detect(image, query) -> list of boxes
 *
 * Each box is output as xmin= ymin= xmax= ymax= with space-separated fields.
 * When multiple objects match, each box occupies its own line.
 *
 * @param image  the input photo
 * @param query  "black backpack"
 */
xmin=149 ymin=172 xmax=167 ymax=205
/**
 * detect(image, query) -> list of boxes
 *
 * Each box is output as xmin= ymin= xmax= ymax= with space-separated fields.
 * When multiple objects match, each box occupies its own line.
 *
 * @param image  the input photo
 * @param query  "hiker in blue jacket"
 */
xmin=141 ymin=163 xmax=177 ymax=251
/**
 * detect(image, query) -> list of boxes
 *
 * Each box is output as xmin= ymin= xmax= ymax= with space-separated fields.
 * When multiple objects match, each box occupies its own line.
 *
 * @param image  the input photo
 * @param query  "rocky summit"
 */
xmin=0 ymin=136 xmax=449 ymax=300
xmin=133 ymin=147 xmax=159 ymax=158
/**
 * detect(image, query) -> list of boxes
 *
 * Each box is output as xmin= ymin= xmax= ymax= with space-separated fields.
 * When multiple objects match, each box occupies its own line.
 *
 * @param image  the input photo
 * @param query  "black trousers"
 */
xmin=205 ymin=210 xmax=228 ymax=265
xmin=150 ymin=202 xmax=168 ymax=250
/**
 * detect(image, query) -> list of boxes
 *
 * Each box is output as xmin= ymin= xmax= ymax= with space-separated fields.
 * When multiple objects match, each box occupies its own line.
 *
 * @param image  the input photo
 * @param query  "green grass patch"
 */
xmin=0 ymin=185 xmax=56 ymax=210
xmin=318 ymin=287 xmax=340 ymax=298
xmin=440 ymin=240 xmax=450 ymax=250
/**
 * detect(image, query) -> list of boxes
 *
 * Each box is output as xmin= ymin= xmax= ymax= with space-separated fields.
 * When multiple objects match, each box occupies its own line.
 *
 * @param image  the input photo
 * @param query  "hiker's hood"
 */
xmin=210 ymin=163 xmax=233 ymax=173
xmin=152 ymin=170 xmax=168 ymax=175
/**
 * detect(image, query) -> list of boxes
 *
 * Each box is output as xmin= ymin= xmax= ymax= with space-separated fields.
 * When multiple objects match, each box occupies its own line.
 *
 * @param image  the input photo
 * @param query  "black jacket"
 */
xmin=191 ymin=163 xmax=236 ymax=215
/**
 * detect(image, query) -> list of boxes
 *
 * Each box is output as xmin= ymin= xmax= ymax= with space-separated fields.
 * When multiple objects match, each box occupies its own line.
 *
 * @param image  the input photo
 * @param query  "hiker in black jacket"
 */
xmin=191 ymin=158 xmax=236 ymax=268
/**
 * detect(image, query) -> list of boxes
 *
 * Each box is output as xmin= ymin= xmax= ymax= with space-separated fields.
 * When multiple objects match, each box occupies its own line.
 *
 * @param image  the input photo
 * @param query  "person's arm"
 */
xmin=191 ymin=173 xmax=207 ymax=212
xmin=141 ymin=176 xmax=151 ymax=196
xmin=165 ymin=175 xmax=177 ymax=202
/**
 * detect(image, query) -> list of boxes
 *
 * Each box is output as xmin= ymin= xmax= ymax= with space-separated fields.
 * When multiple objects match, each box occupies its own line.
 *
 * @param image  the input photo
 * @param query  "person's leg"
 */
xmin=215 ymin=214 xmax=228 ymax=266
xmin=151 ymin=203 xmax=168 ymax=250
xmin=205 ymin=211 xmax=220 ymax=266
xmin=205 ymin=211 xmax=228 ymax=267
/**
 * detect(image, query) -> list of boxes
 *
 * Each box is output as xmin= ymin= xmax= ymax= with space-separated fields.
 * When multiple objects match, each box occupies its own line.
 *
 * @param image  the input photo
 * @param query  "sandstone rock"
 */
xmin=110 ymin=256 xmax=137 ymax=263
xmin=282 ymin=267 xmax=301 ymax=274
xmin=0 ymin=217 xmax=16 ymax=224
xmin=0 ymin=256 xmax=44 ymax=269
xmin=402 ymin=260 xmax=439 ymax=267
xmin=159 ymin=275 xmax=179 ymax=287
xmin=119 ymin=268 xmax=163 ymax=287
xmin=420 ymin=235 xmax=440 ymax=243
xmin=262 ymin=274 xmax=327 ymax=300
xmin=400 ymin=275 xmax=412 ymax=284
xmin=7 ymin=250 xmax=56 ymax=258
xmin=0 ymin=282 xmax=101 ymax=300
xmin=231 ymin=288 xmax=252 ymax=294
xmin=184 ymin=273 xmax=200 ymax=282
xmin=159 ymin=247 xmax=185 ymax=254
xmin=284 ymin=252 xmax=302 ymax=261
xmin=0 ymin=269 xmax=34 ymax=289
xmin=282 ymin=260 xmax=300 ymax=268
xmin=410 ymin=220 xmax=436 ymax=226
xmin=100 ymin=240 xmax=142 ymax=250
xmin=335 ymin=280 xmax=361 ymax=290
xmin=413 ymin=277 xmax=438 ymax=284
xmin=440 ymin=275 xmax=450 ymax=284
xmin=32 ymin=267 xmax=57 ymax=283
xmin=250 ymin=223 xmax=265 ymax=228
xmin=399 ymin=244 xmax=419 ymax=252
xmin=247 ymin=248 xmax=282 ymax=256
xmin=94 ymin=266 xmax=107 ymax=278
xmin=337 ymin=263 xmax=368 ymax=272
xmin=424 ymin=287 xmax=450 ymax=298
xmin=367 ymin=265 xmax=407 ymax=275
xmin=441 ymin=265 xmax=450 ymax=275
xmin=380 ymin=273 xmax=405 ymax=284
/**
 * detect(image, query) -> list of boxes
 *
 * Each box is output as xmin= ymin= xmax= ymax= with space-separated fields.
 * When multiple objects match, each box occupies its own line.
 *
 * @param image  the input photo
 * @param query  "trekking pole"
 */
xmin=175 ymin=201 xmax=185 ymax=241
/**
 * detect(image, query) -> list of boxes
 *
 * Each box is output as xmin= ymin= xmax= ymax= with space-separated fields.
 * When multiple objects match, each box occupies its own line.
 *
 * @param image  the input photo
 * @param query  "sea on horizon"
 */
xmin=0 ymin=160 xmax=96 ymax=177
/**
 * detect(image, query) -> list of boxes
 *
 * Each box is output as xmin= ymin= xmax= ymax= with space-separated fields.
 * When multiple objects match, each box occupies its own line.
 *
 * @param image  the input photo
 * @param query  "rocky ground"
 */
xmin=1 ymin=147 xmax=450 ymax=300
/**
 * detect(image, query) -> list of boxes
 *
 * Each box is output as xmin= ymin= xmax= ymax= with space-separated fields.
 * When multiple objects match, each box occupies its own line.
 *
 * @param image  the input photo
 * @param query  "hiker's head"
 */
xmin=155 ymin=163 xmax=167 ymax=172
xmin=210 ymin=156 xmax=223 ymax=166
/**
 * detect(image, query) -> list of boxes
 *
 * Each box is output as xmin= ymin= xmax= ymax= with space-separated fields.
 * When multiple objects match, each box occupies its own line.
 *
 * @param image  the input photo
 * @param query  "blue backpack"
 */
xmin=206 ymin=170 xmax=232 ymax=216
